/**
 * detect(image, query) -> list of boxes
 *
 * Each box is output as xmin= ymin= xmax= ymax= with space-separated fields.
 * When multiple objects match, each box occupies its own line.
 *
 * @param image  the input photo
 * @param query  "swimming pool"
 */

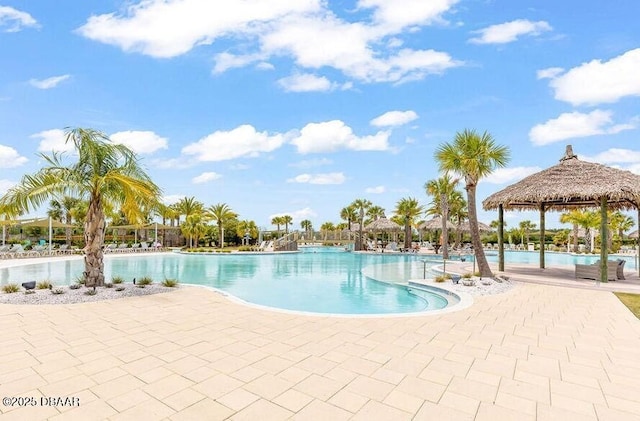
xmin=0 ymin=248 xmax=455 ymax=315
xmin=485 ymin=250 xmax=638 ymax=268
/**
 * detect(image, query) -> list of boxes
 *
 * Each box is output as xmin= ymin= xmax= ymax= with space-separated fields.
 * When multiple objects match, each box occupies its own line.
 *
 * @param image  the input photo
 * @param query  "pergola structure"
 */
xmin=483 ymin=145 xmax=640 ymax=282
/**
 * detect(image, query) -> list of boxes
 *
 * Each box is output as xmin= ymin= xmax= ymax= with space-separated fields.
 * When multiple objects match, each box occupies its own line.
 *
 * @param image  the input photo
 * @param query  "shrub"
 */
xmin=25 ymin=289 xmax=36 ymax=295
xmin=434 ymin=275 xmax=446 ymax=283
xmin=111 ymin=276 xmax=124 ymax=284
xmin=36 ymin=280 xmax=52 ymax=290
xmin=105 ymin=283 xmax=113 ymax=288
xmin=161 ymin=278 xmax=179 ymax=287
xmin=51 ymin=288 xmax=65 ymax=295
xmin=462 ymin=273 xmax=473 ymax=279
xmin=84 ymin=289 xmax=97 ymax=296
xmin=75 ymin=275 xmax=85 ymax=285
xmin=2 ymin=284 xmax=20 ymax=293
xmin=115 ymin=286 xmax=125 ymax=292
xmin=69 ymin=283 xmax=82 ymax=290
xmin=137 ymin=276 xmax=153 ymax=286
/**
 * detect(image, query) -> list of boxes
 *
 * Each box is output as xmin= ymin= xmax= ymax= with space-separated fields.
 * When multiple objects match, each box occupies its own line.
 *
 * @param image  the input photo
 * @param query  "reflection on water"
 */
xmin=0 ymin=250 xmax=447 ymax=314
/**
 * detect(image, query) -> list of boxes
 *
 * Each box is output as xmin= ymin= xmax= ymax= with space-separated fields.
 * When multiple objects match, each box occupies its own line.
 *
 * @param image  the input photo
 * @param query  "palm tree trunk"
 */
xmin=405 ymin=220 xmax=411 ymax=250
xmin=441 ymin=193 xmax=449 ymax=259
xmin=65 ymin=213 xmax=72 ymax=245
xmin=219 ymin=225 xmax=223 ymax=248
xmin=84 ymin=195 xmax=106 ymax=287
xmin=572 ymin=224 xmax=578 ymax=252
xmin=467 ymin=185 xmax=492 ymax=277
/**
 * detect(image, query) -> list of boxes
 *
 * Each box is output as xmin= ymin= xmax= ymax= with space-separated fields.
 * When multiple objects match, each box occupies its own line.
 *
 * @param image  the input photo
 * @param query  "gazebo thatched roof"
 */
xmin=419 ymin=216 xmax=455 ymax=230
xmin=483 ymin=145 xmax=640 ymax=211
xmin=365 ymin=217 xmax=401 ymax=232
xmin=459 ymin=220 xmax=492 ymax=233
xmin=629 ymin=230 xmax=639 ymax=239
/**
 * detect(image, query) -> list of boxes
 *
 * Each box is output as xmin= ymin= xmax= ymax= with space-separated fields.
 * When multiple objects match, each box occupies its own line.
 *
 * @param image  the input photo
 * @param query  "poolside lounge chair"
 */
xmin=575 ymin=261 xmax=618 ymax=281
xmin=616 ymin=259 xmax=626 ymax=280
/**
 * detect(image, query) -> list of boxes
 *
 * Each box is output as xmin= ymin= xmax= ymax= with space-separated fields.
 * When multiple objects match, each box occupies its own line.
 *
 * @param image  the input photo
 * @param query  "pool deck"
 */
xmin=2 ymin=256 xmax=640 ymax=420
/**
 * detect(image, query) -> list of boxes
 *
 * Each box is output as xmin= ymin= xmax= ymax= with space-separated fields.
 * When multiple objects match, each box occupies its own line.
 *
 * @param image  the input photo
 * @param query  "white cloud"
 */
xmin=151 ymin=157 xmax=195 ymax=169
xmin=536 ymin=67 xmax=563 ymax=80
xmin=182 ymin=124 xmax=286 ymax=161
xmin=277 ymin=73 xmax=339 ymax=92
xmin=291 ymin=120 xmax=390 ymax=153
xmin=529 ymin=110 xmax=636 ymax=145
xmin=29 ymin=75 xmax=70 ymax=89
xmin=469 ymin=19 xmax=552 ymax=44
xmin=110 ymin=130 xmax=168 ymax=154
xmin=581 ymin=148 xmax=640 ymax=165
xmin=482 ymin=166 xmax=542 ymax=184
xmin=78 ymin=1 xmax=462 ymax=84
xmin=0 ymin=145 xmax=28 ymax=168
xmin=547 ymin=48 xmax=640 ymax=106
xmin=0 ymin=179 xmax=16 ymax=195
xmin=287 ymin=172 xmax=346 ymax=184
xmin=161 ymin=195 xmax=184 ymax=205
xmin=192 ymin=172 xmax=222 ymax=184
xmin=370 ymin=110 xmax=418 ymax=127
xmin=358 ymin=0 xmax=458 ymax=30
xmin=31 ymin=129 xmax=73 ymax=153
xmin=0 ymin=6 xmax=38 ymax=32
xmin=365 ymin=185 xmax=385 ymax=194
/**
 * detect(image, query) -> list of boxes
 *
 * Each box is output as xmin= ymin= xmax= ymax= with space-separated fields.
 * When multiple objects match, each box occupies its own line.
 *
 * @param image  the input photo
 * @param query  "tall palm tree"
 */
xmin=449 ymin=190 xmax=467 ymax=248
xmin=351 ymin=198 xmax=372 ymax=251
xmin=395 ymin=197 xmax=424 ymax=250
xmin=340 ymin=205 xmax=357 ymax=231
xmin=365 ymin=205 xmax=385 ymax=224
xmin=176 ymin=197 xmax=204 ymax=225
xmin=47 ymin=195 xmax=82 ymax=245
xmin=436 ymin=129 xmax=510 ymax=277
xmin=425 ymin=174 xmax=458 ymax=259
xmin=0 ymin=128 xmax=161 ymax=287
xmin=271 ymin=216 xmax=283 ymax=235
xmin=519 ymin=220 xmax=536 ymax=245
xmin=181 ymin=213 xmax=208 ymax=248
xmin=300 ymin=219 xmax=313 ymax=239
xmin=207 ymin=203 xmax=238 ymax=248
xmin=281 ymin=215 xmax=293 ymax=234
xmin=320 ymin=222 xmax=335 ymax=241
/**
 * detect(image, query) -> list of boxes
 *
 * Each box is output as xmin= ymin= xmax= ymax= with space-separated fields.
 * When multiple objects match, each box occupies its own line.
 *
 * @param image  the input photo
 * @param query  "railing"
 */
xmin=273 ymin=232 xmax=298 ymax=251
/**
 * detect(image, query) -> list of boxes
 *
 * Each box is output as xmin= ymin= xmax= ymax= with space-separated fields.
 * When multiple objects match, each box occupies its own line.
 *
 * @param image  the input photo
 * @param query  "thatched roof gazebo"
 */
xmin=365 ymin=217 xmax=401 ymax=232
xmin=483 ymin=145 xmax=640 ymax=281
xmin=419 ymin=216 xmax=456 ymax=231
xmin=459 ymin=220 xmax=492 ymax=233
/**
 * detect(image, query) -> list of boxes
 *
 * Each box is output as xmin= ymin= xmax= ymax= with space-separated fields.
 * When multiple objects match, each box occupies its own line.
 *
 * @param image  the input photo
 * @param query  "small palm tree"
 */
xmin=0 ymin=128 xmax=161 ymax=287
xmin=425 ymin=174 xmax=459 ymax=259
xmin=271 ymin=216 xmax=283 ymax=235
xmin=47 ymin=195 xmax=82 ymax=245
xmin=207 ymin=203 xmax=238 ymax=248
xmin=436 ymin=129 xmax=510 ymax=277
xmin=281 ymin=215 xmax=293 ymax=234
xmin=237 ymin=219 xmax=258 ymax=243
xmin=395 ymin=197 xmax=424 ymax=250
xmin=320 ymin=222 xmax=335 ymax=241
xmin=519 ymin=220 xmax=537 ymax=245
xmin=560 ymin=210 xmax=582 ymax=253
xmin=340 ymin=205 xmax=357 ymax=231
xmin=351 ymin=198 xmax=372 ymax=251
xmin=181 ymin=212 xmax=208 ymax=248
xmin=366 ymin=205 xmax=385 ymax=224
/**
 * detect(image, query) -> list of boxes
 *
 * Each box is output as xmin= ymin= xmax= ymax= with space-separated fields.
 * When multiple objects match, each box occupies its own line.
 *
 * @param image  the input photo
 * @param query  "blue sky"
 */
xmin=1 ymin=1 xmax=639 ymax=230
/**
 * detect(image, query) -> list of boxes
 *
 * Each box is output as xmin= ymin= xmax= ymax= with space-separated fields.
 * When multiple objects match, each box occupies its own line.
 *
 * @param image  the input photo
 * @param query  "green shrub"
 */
xmin=111 ymin=276 xmax=124 ymax=284
xmin=69 ymin=283 xmax=82 ymax=290
xmin=84 ymin=289 xmax=97 ymax=296
xmin=2 ymin=284 xmax=20 ymax=293
xmin=161 ymin=278 xmax=179 ymax=287
xmin=51 ymin=288 xmax=65 ymax=295
xmin=434 ymin=275 xmax=446 ymax=283
xmin=137 ymin=276 xmax=153 ymax=286
xmin=462 ymin=273 xmax=473 ymax=279
xmin=36 ymin=280 xmax=52 ymax=289
xmin=75 ymin=275 xmax=85 ymax=285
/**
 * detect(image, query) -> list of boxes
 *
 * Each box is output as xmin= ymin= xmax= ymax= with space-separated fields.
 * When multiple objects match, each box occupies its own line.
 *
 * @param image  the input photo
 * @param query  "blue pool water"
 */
xmin=0 ymin=247 xmax=451 ymax=315
xmin=484 ymin=250 xmax=638 ymax=268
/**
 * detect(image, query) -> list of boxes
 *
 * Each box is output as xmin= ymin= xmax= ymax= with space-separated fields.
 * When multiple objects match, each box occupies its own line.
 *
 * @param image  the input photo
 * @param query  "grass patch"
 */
xmin=137 ymin=276 xmax=153 ymax=286
xmin=111 ymin=276 xmax=124 ymax=284
xmin=36 ymin=280 xmax=52 ymax=289
xmin=161 ymin=278 xmax=179 ymax=287
xmin=614 ymin=292 xmax=640 ymax=318
xmin=2 ymin=284 xmax=20 ymax=293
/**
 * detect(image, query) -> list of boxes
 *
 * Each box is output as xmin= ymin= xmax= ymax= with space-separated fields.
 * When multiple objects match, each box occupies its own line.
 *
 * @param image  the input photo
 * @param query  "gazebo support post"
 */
xmin=539 ymin=204 xmax=545 ymax=269
xmin=498 ymin=205 xmax=504 ymax=272
xmin=600 ymin=197 xmax=608 ymax=283
xmin=637 ymin=208 xmax=639 ymax=276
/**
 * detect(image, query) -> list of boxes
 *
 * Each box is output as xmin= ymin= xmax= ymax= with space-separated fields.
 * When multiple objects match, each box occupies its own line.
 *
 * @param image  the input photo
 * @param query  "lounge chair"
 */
xmin=617 ymin=259 xmax=626 ymax=280
xmin=575 ymin=261 xmax=619 ymax=281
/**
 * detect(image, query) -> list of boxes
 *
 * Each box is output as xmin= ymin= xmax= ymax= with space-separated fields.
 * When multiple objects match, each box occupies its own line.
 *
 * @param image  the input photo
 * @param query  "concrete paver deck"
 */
xmin=1 ymin=274 xmax=640 ymax=420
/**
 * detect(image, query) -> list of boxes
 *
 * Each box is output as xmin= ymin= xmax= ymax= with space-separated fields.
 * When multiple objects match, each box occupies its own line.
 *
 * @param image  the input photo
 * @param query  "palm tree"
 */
xmin=365 ymin=205 xmax=385 ymax=224
xmin=560 ymin=210 xmax=586 ymax=252
xmin=271 ymin=216 xmax=284 ymax=235
xmin=281 ymin=215 xmax=293 ymax=234
xmin=395 ymin=197 xmax=424 ymax=250
xmin=425 ymin=174 xmax=458 ymax=259
xmin=0 ymin=128 xmax=160 ymax=287
xmin=449 ymin=190 xmax=467 ymax=248
xmin=436 ymin=129 xmax=510 ymax=277
xmin=320 ymin=222 xmax=335 ymax=241
xmin=351 ymin=199 xmax=372 ymax=251
xmin=340 ymin=205 xmax=357 ymax=231
xmin=237 ymin=219 xmax=258 ymax=244
xmin=574 ymin=210 xmax=600 ymax=252
xmin=300 ymin=219 xmax=313 ymax=239
xmin=47 ymin=195 xmax=82 ymax=245
xmin=518 ymin=220 xmax=537 ymax=245
xmin=207 ymin=203 xmax=238 ymax=248
xmin=181 ymin=213 xmax=208 ymax=248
